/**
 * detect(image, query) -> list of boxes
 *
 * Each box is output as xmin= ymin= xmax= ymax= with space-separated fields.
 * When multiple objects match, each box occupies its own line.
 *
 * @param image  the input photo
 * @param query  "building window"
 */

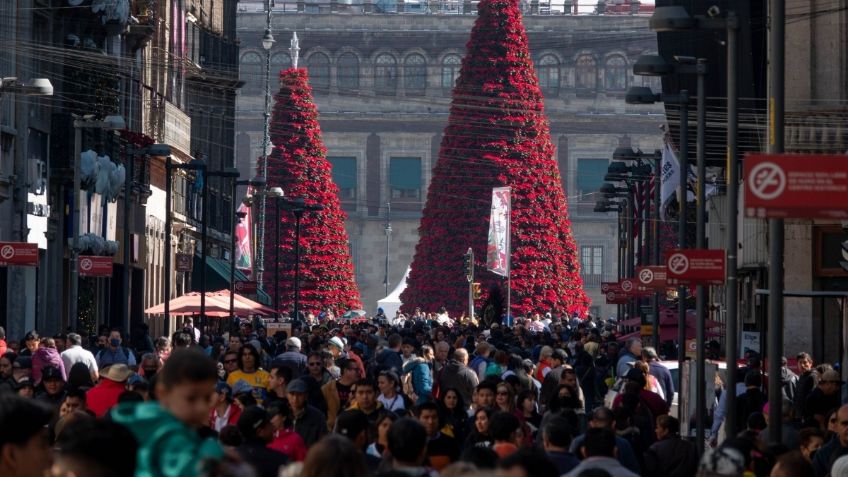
xmin=337 ymin=53 xmax=360 ymax=90
xmin=537 ymin=54 xmax=560 ymax=97
xmin=442 ymin=55 xmax=461 ymax=91
xmin=576 ymin=54 xmax=596 ymax=90
xmin=581 ymin=246 xmax=604 ymax=279
xmin=374 ymin=54 xmax=398 ymax=94
xmin=605 ymin=55 xmax=627 ymax=91
xmin=404 ymin=54 xmax=427 ymax=94
xmin=307 ymin=53 xmax=330 ymax=90
xmin=389 ymin=157 xmax=421 ymax=200
xmin=271 ymin=52 xmax=292 ymax=78
xmin=240 ymin=52 xmax=263 ymax=93
xmin=576 ymin=158 xmax=608 ymax=200
xmin=327 ymin=156 xmax=357 ymax=200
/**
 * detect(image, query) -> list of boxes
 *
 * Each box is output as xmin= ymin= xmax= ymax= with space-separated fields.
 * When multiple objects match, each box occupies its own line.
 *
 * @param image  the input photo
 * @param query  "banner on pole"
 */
xmin=486 ymin=187 xmax=511 ymax=277
xmin=235 ymin=197 xmax=253 ymax=275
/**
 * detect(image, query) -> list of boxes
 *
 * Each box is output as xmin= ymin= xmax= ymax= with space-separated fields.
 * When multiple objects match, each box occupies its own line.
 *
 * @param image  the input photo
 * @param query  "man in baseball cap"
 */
xmin=237 ymin=406 xmax=289 ymax=477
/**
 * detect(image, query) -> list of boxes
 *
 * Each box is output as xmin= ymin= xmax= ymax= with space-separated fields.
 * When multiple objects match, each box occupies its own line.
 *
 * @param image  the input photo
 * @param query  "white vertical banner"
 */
xmin=660 ymin=141 xmax=680 ymax=219
xmin=486 ymin=187 xmax=511 ymax=277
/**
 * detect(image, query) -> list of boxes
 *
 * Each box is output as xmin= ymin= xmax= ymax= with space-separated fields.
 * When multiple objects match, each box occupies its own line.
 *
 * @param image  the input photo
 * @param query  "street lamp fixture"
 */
xmin=262 ymin=29 xmax=275 ymax=51
xmin=0 ymin=77 xmax=54 ymax=96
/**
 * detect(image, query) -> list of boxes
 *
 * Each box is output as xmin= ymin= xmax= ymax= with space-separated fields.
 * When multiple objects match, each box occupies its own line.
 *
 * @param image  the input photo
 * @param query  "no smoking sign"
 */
xmin=665 ymin=249 xmax=725 ymax=285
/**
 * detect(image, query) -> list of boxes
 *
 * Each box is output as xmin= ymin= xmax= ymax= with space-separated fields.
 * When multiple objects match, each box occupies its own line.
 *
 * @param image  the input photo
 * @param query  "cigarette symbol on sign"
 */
xmin=621 ymin=280 xmax=633 ymax=292
xmin=749 ymin=162 xmax=786 ymax=200
xmin=606 ymin=292 xmax=615 ymax=301
xmin=80 ymin=258 xmax=93 ymax=271
xmin=639 ymin=269 xmax=653 ymax=284
xmin=668 ymin=253 xmax=689 ymax=275
xmin=0 ymin=246 xmax=14 ymax=260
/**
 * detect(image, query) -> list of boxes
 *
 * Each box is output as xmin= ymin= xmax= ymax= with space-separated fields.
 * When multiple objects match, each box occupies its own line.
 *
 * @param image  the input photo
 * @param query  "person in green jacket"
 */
xmin=111 ymin=348 xmax=224 ymax=477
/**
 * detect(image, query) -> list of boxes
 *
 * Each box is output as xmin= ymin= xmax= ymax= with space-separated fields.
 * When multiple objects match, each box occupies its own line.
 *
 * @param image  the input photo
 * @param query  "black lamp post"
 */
xmin=279 ymin=197 xmax=323 ymax=322
xmin=230 ymin=176 xmax=266 ymax=323
xmin=263 ymin=187 xmax=285 ymax=319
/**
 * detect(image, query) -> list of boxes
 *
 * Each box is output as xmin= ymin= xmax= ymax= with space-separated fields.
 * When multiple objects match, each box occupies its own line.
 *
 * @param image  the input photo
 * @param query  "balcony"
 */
xmin=236 ymin=0 xmax=652 ymax=15
xmin=142 ymin=93 xmax=192 ymax=158
xmin=786 ymin=109 xmax=848 ymax=154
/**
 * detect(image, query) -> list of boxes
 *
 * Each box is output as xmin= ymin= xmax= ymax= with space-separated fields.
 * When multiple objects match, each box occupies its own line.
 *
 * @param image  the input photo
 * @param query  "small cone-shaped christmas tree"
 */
xmin=400 ymin=0 xmax=589 ymax=318
xmin=262 ymin=68 xmax=361 ymax=314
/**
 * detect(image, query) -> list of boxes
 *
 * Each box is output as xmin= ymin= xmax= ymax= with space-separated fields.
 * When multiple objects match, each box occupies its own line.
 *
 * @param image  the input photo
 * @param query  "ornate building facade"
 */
xmin=235 ymin=5 xmax=665 ymax=317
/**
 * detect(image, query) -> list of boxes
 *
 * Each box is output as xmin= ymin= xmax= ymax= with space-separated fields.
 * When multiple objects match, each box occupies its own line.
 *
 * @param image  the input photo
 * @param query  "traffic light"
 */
xmin=472 ymin=282 xmax=482 ymax=300
xmin=464 ymin=248 xmax=474 ymax=280
xmin=840 ymin=239 xmax=848 ymax=272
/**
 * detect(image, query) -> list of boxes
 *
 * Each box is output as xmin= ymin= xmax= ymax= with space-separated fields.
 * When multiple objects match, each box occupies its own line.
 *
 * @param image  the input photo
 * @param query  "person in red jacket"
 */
xmin=267 ymin=399 xmax=307 ymax=462
xmin=209 ymin=382 xmax=242 ymax=432
xmin=86 ymin=364 xmax=131 ymax=417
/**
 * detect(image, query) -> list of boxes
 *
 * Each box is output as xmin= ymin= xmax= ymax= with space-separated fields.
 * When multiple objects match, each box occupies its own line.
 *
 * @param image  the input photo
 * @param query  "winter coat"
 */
xmin=291 ymin=405 xmax=328 ymax=448
xmin=468 ymin=355 xmax=489 ymax=381
xmin=643 ymin=436 xmax=699 ymax=477
xmin=403 ymin=357 xmax=433 ymax=404
xmin=111 ymin=401 xmax=224 ymax=477
xmin=439 ymin=359 xmax=479 ymax=405
xmin=375 ymin=348 xmax=403 ymax=375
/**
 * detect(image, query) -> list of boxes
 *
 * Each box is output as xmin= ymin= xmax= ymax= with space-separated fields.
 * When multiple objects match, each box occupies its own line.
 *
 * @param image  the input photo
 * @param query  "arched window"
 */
xmin=374 ymin=54 xmax=398 ymax=94
xmin=240 ymin=52 xmax=263 ymax=93
xmin=575 ymin=54 xmax=596 ymax=90
xmin=271 ymin=52 xmax=292 ymax=78
xmin=605 ymin=55 xmax=627 ymax=91
xmin=307 ymin=53 xmax=330 ymax=90
xmin=536 ymin=54 xmax=560 ymax=96
xmin=404 ymin=54 xmax=427 ymax=94
xmin=441 ymin=54 xmax=461 ymax=91
xmin=337 ymin=53 xmax=360 ymax=90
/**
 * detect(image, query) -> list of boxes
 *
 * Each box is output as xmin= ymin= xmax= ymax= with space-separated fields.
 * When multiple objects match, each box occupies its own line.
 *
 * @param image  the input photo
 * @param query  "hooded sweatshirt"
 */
xmin=111 ymin=402 xmax=223 ymax=477
xmin=32 ymin=347 xmax=67 ymax=384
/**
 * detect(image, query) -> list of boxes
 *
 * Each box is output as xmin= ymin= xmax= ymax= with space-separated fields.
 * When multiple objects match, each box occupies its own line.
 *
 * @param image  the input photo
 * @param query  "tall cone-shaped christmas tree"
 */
xmin=400 ymin=0 xmax=589 ymax=318
xmin=262 ymin=68 xmax=361 ymax=314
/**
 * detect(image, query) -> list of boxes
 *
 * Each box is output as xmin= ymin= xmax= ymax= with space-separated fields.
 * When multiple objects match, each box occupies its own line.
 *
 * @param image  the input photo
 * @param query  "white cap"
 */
xmin=328 ymin=336 xmax=345 ymax=350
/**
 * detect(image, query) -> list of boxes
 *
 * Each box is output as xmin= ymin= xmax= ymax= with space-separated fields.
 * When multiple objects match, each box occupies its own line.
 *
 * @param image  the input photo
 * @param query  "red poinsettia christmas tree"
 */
xmin=400 ymin=0 xmax=589 ymax=318
xmin=261 ymin=68 xmax=361 ymax=314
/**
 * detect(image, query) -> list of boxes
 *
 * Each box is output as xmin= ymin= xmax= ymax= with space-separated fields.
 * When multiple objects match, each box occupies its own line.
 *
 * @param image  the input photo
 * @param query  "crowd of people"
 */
xmin=0 ymin=311 xmax=845 ymax=477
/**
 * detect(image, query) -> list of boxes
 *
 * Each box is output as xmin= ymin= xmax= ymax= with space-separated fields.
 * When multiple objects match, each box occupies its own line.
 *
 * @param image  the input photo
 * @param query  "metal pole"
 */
xmin=200 ymin=169 xmax=208 ymax=337
xmin=625 ymin=196 xmax=633 ymax=322
xmin=274 ymin=199 xmax=280 ymax=318
xmin=69 ymin=124 xmax=82 ymax=331
xmin=677 ymin=90 xmax=689 ymax=423
xmin=122 ymin=143 xmax=134 ymax=336
xmin=767 ymin=0 xmax=785 ymax=445
xmin=293 ymin=209 xmax=303 ymax=321
xmin=229 ymin=179 xmax=237 ymax=324
xmin=467 ymin=247 xmax=474 ymax=321
xmin=255 ymin=1 xmax=273 ymax=289
xmin=618 ymin=211 xmax=623 ymax=321
xmin=695 ymin=60 xmax=707 ymax=453
xmin=724 ymin=10 xmax=741 ymax=439
xmin=653 ymin=152 xmax=661 ymax=349
xmin=164 ymin=157 xmax=172 ymax=329
xmin=385 ymin=202 xmax=391 ymax=296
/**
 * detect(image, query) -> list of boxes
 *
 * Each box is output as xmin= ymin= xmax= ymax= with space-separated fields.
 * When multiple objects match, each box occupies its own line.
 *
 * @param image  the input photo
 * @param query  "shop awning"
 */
xmin=191 ymin=255 xmax=271 ymax=305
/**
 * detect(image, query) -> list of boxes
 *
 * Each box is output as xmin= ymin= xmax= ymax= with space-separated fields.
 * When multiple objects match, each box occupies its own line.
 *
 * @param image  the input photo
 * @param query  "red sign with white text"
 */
xmin=619 ymin=278 xmax=652 ymax=297
xmin=666 ymin=249 xmax=726 ymax=285
xmin=635 ymin=266 xmax=668 ymax=290
xmin=744 ymin=154 xmax=848 ymax=219
xmin=605 ymin=291 xmax=629 ymax=304
xmin=78 ymin=256 xmax=113 ymax=277
xmin=0 ymin=242 xmax=38 ymax=267
xmin=601 ymin=282 xmax=622 ymax=293
xmin=234 ymin=280 xmax=258 ymax=294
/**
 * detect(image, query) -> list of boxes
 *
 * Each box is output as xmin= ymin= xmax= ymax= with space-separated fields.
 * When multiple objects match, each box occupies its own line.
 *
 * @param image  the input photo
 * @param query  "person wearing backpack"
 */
xmin=468 ymin=342 xmax=492 ymax=381
xmin=96 ymin=329 xmax=136 ymax=368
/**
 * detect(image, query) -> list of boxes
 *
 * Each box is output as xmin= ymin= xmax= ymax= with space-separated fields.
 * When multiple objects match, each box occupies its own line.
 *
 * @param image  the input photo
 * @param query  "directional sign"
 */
xmin=234 ymin=280 xmax=258 ymax=294
xmin=78 ymin=256 xmax=113 ymax=277
xmin=0 ymin=242 xmax=38 ymax=267
xmin=744 ymin=153 xmax=848 ymax=219
xmin=666 ymin=249 xmax=726 ymax=285
xmin=636 ymin=266 xmax=668 ymax=290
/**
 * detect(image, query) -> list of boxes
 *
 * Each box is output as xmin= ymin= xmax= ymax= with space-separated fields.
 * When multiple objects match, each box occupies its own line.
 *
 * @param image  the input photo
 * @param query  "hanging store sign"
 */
xmin=0 ymin=242 xmax=38 ymax=267
xmin=175 ymin=253 xmax=193 ymax=272
xmin=234 ymin=280 xmax=258 ymax=294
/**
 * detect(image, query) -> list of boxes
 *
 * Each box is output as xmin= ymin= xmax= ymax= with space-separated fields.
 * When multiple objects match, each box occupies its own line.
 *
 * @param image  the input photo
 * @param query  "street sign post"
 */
xmin=234 ymin=280 xmax=258 ymax=294
xmin=0 ymin=242 xmax=38 ymax=267
xmin=744 ymin=154 xmax=848 ymax=219
xmin=78 ymin=256 xmax=113 ymax=277
xmin=666 ymin=249 xmax=726 ymax=285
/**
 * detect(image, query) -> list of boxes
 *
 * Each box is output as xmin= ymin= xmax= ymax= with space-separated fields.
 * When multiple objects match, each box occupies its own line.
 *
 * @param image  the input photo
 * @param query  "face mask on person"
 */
xmin=110 ymin=338 xmax=121 ymax=347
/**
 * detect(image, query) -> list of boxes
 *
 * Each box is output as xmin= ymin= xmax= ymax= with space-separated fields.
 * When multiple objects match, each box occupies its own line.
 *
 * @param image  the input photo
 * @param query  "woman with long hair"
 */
xmin=516 ymin=389 xmax=542 ymax=438
xmin=495 ymin=382 xmax=516 ymax=414
xmin=463 ymin=407 xmax=494 ymax=450
xmin=226 ymin=343 xmax=270 ymax=403
xmin=366 ymin=411 xmax=398 ymax=460
xmin=438 ymin=387 xmax=468 ymax=443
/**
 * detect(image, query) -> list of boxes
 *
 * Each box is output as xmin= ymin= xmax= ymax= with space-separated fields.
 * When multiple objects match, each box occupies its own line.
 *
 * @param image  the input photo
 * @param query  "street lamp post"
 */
xmin=264 ymin=187 xmax=285 ymax=318
xmin=163 ymin=154 xmax=204 ymax=333
xmin=201 ymin=168 xmax=240 ymax=332
xmin=255 ymin=2 xmax=275 ymax=289
xmin=279 ymin=197 xmax=323 ymax=322
xmin=230 ymin=177 xmax=266 ymax=322
xmin=384 ymin=202 xmax=392 ymax=296
xmin=69 ymin=114 xmax=125 ymax=332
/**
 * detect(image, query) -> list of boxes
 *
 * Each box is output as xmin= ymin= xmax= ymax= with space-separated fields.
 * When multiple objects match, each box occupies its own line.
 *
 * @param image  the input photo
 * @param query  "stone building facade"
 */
xmin=235 ymin=7 xmax=665 ymax=316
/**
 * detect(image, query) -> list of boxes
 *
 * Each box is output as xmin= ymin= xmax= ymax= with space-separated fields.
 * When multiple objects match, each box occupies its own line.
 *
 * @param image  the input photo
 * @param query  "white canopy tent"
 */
xmin=376 ymin=266 xmax=410 ymax=319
